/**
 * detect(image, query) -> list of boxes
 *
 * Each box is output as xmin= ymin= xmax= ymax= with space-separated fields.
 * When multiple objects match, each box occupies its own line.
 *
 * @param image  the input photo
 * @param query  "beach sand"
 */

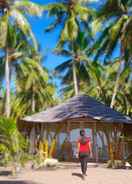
xmin=0 ymin=163 xmax=132 ymax=184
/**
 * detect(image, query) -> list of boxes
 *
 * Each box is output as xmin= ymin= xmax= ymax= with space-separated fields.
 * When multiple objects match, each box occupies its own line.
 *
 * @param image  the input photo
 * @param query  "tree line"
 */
xmin=0 ymin=0 xmax=131 ymax=119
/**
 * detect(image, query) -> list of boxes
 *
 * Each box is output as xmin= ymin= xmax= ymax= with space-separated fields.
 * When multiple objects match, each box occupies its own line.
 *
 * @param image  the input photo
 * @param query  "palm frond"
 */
xmin=14 ymin=0 xmax=43 ymax=17
xmin=0 ymin=15 xmax=8 ymax=48
xmin=10 ymin=9 xmax=38 ymax=51
xmin=54 ymin=59 xmax=72 ymax=75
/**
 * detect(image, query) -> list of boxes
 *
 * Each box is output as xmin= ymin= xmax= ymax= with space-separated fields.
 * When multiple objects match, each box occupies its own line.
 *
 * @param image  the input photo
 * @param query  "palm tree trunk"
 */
xmin=72 ymin=61 xmax=79 ymax=95
xmin=110 ymin=63 xmax=122 ymax=108
xmin=31 ymin=92 xmax=35 ymax=113
xmin=110 ymin=44 xmax=125 ymax=108
xmin=104 ymin=131 xmax=111 ymax=159
xmin=5 ymin=48 xmax=10 ymax=117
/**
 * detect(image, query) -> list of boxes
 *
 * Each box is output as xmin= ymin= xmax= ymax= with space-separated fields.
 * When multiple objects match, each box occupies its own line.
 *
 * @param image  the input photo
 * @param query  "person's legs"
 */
xmin=79 ymin=156 xmax=83 ymax=174
xmin=79 ymin=156 xmax=86 ymax=175
xmin=83 ymin=155 xmax=88 ymax=175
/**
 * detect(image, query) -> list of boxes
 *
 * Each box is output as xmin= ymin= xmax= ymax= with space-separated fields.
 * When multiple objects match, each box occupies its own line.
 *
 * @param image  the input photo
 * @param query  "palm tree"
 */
xmin=0 ymin=25 xmax=56 ymax=119
xmin=82 ymin=58 xmax=132 ymax=117
xmin=0 ymin=0 xmax=43 ymax=117
xmin=43 ymin=1 xmax=95 ymax=96
xmin=0 ymin=25 xmax=34 ymax=115
xmin=44 ymin=0 xmax=94 ymax=46
xmin=91 ymin=0 xmax=132 ymax=108
xmin=113 ymin=61 xmax=132 ymax=116
xmin=54 ymin=32 xmax=92 ymax=96
xmin=10 ymin=54 xmax=56 ymax=120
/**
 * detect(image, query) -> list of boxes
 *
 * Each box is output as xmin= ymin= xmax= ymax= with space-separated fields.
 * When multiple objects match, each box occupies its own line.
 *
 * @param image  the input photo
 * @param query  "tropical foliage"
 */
xmin=0 ymin=0 xmax=43 ymax=117
xmin=44 ymin=0 xmax=94 ymax=47
xmin=0 ymin=117 xmax=27 ymax=174
xmin=90 ymin=0 xmax=132 ymax=108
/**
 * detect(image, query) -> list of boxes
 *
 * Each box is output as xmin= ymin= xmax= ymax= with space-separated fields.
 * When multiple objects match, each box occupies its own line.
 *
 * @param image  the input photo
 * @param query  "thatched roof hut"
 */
xmin=20 ymin=95 xmax=132 ymax=161
xmin=22 ymin=94 xmax=132 ymax=125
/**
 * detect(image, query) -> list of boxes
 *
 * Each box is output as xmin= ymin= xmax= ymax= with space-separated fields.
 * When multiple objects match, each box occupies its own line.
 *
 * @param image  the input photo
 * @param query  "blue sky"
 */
xmin=28 ymin=0 xmax=67 ymax=92
xmin=30 ymin=0 xmax=65 ymax=71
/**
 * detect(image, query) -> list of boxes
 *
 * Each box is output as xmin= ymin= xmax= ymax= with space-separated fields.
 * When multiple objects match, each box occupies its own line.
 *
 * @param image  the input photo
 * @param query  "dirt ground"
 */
xmin=0 ymin=163 xmax=132 ymax=184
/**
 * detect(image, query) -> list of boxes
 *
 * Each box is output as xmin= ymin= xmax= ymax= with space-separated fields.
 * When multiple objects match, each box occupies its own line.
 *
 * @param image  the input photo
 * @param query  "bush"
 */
xmin=106 ymin=160 xmax=124 ymax=169
xmin=0 ymin=117 xmax=28 ymax=175
xmin=126 ymin=154 xmax=132 ymax=165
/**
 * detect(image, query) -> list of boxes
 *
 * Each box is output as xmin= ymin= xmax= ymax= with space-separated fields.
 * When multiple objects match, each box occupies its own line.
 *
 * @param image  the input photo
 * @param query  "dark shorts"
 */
xmin=79 ymin=152 xmax=89 ymax=158
xmin=79 ymin=152 xmax=89 ymax=163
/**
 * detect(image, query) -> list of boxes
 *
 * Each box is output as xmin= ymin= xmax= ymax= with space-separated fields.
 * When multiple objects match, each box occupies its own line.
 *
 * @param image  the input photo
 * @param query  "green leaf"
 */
xmin=109 ymin=16 xmax=128 ymax=41
xmin=67 ymin=16 xmax=78 ymax=41
xmin=10 ymin=9 xmax=38 ymax=51
xmin=75 ymin=4 xmax=94 ymax=19
xmin=91 ymin=18 xmax=102 ymax=35
xmin=0 ymin=15 xmax=8 ymax=48
xmin=43 ymin=3 xmax=67 ymax=11
xmin=14 ymin=0 xmax=43 ymax=17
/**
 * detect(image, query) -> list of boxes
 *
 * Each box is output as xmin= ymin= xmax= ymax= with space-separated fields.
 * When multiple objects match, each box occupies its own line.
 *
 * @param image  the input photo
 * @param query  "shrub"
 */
xmin=0 ymin=117 xmax=28 ymax=175
xmin=106 ymin=160 xmax=124 ymax=169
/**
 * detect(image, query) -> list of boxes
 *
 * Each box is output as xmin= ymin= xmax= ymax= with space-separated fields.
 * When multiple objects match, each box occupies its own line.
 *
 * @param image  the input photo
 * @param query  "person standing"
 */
xmin=77 ymin=129 xmax=92 ymax=180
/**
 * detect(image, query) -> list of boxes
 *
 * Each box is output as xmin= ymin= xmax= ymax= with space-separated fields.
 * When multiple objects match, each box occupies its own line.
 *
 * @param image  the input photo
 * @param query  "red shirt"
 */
xmin=78 ymin=137 xmax=90 ymax=153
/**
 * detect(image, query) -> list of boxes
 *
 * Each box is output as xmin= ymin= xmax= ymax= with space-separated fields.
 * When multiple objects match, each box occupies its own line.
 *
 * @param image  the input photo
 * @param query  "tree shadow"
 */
xmin=0 ymin=171 xmax=12 ymax=176
xmin=0 ymin=181 xmax=38 ymax=184
xmin=72 ymin=172 xmax=83 ymax=179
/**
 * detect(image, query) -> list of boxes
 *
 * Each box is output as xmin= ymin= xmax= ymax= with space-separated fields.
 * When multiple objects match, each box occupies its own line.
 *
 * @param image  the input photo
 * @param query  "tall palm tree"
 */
xmin=0 ymin=0 xmax=43 ymax=117
xmin=44 ymin=0 xmax=94 ymax=46
xmin=91 ymin=0 xmax=132 ymax=108
xmin=44 ymin=1 xmax=95 ymax=96
xmin=0 ymin=25 xmax=35 ymax=115
xmin=11 ymin=57 xmax=56 ymax=119
xmin=83 ymin=59 xmax=132 ymax=116
xmin=113 ymin=61 xmax=132 ymax=116
xmin=54 ymin=32 xmax=92 ymax=95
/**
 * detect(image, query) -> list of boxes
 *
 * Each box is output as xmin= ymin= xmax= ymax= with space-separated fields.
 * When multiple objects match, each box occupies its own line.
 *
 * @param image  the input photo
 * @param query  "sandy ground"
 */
xmin=0 ymin=163 xmax=132 ymax=184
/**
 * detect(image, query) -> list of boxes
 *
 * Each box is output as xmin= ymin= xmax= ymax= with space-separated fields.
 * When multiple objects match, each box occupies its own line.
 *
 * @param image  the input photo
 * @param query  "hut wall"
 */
xmin=123 ymin=125 xmax=132 ymax=157
xmin=18 ymin=118 xmax=132 ymax=162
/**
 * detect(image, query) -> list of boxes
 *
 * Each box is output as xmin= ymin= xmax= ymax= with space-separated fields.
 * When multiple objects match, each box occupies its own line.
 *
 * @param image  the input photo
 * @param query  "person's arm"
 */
xmin=89 ymin=140 xmax=93 ymax=157
xmin=76 ymin=141 xmax=80 ymax=158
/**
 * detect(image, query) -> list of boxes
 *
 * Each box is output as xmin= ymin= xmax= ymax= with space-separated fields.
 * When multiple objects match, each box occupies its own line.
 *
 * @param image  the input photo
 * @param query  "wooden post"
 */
xmin=66 ymin=121 xmax=71 ymax=141
xmin=91 ymin=127 xmax=95 ymax=160
xmin=29 ymin=125 xmax=36 ymax=154
xmin=121 ymin=124 xmax=125 ymax=160
xmin=40 ymin=124 xmax=44 ymax=139
xmin=66 ymin=121 xmax=73 ymax=161
xmin=94 ymin=123 xmax=98 ymax=164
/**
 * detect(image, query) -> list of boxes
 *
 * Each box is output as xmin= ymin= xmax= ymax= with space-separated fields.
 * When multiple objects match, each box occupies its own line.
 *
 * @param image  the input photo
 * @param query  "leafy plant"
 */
xmin=107 ymin=159 xmax=124 ymax=169
xmin=0 ymin=117 xmax=28 ymax=175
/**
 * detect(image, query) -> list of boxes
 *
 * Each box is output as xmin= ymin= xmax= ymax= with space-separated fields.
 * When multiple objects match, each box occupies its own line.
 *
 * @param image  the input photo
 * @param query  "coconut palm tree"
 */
xmin=0 ymin=24 xmax=56 ymax=119
xmin=11 ymin=57 xmax=56 ymax=119
xmin=113 ymin=61 xmax=132 ymax=116
xmin=54 ymin=31 xmax=92 ymax=96
xmin=44 ymin=0 xmax=94 ymax=46
xmin=91 ymin=0 xmax=132 ymax=108
xmin=0 ymin=0 xmax=43 ymax=117
xmin=43 ymin=1 xmax=95 ymax=96
xmin=0 ymin=25 xmax=34 ymax=115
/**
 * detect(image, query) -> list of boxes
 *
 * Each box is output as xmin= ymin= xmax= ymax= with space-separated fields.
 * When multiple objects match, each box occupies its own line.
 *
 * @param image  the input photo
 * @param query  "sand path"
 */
xmin=0 ymin=163 xmax=132 ymax=184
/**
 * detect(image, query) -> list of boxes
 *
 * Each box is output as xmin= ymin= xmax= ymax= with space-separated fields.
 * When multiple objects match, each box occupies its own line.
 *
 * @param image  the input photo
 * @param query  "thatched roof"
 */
xmin=22 ymin=95 xmax=132 ymax=125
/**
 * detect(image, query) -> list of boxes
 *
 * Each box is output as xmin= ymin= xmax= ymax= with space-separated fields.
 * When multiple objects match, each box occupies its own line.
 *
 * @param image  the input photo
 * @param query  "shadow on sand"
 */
xmin=0 ymin=171 xmax=12 ymax=176
xmin=0 ymin=181 xmax=39 ymax=184
xmin=72 ymin=172 xmax=83 ymax=179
